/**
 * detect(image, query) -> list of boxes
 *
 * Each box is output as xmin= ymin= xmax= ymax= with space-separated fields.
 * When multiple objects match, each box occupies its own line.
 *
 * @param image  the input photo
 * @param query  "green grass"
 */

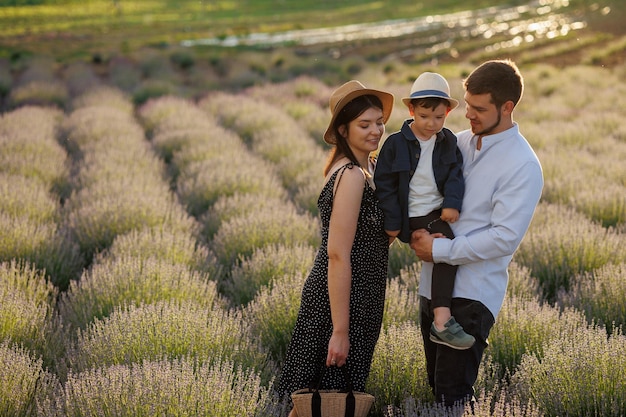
xmin=0 ymin=0 xmax=604 ymax=63
xmin=0 ymin=0 xmax=525 ymax=41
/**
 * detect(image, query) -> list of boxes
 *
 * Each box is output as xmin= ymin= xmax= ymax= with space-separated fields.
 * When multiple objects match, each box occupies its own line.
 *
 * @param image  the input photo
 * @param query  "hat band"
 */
xmin=410 ymin=89 xmax=450 ymax=99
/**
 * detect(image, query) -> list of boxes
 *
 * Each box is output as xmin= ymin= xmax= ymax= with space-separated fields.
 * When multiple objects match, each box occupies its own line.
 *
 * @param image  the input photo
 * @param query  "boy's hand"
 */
xmin=440 ymin=208 xmax=460 ymax=223
xmin=385 ymin=230 xmax=399 ymax=246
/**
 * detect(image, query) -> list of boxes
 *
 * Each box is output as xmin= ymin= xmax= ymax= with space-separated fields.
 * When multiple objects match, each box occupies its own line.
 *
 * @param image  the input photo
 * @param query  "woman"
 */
xmin=277 ymin=80 xmax=394 ymax=416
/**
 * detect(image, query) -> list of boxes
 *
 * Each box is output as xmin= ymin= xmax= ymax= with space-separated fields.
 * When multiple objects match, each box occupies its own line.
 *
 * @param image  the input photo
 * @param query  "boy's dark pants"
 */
xmin=409 ymin=209 xmax=456 ymax=309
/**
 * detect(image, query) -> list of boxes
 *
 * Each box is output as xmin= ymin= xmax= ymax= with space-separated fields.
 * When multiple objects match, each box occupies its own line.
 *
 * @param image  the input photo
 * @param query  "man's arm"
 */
xmin=413 ymin=161 xmax=543 ymax=264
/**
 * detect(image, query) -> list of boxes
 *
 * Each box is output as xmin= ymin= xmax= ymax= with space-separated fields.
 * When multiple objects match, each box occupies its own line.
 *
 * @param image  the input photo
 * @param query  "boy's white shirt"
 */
xmin=408 ymin=135 xmax=443 ymax=217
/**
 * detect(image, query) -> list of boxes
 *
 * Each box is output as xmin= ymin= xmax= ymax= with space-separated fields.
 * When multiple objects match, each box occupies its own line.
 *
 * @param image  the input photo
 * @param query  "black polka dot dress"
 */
xmin=277 ymin=163 xmax=389 ymax=400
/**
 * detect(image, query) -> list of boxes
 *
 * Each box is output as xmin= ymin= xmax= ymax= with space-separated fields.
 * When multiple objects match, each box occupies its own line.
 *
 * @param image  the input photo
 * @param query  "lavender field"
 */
xmin=1 ymin=54 xmax=625 ymax=416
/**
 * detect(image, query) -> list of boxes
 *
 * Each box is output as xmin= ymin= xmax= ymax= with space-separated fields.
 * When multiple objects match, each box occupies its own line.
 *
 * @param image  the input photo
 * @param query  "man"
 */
xmin=410 ymin=59 xmax=543 ymax=407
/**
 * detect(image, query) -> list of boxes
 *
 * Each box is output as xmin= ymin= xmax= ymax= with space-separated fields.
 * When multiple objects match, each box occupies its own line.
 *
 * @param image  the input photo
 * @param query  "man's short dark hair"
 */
xmin=464 ymin=60 xmax=523 ymax=108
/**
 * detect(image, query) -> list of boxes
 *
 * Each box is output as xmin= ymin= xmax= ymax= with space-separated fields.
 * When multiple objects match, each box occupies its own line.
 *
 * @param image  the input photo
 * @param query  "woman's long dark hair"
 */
xmin=323 ymin=94 xmax=384 ymax=176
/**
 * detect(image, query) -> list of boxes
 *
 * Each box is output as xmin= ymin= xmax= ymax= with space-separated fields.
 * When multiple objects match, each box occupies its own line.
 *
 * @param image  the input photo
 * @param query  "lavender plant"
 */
xmin=0 ymin=212 xmax=83 ymax=289
xmin=247 ymin=76 xmax=330 ymax=108
xmin=139 ymin=52 xmax=180 ymax=83
xmin=382 ymin=264 xmax=421 ymax=328
xmin=0 ymin=106 xmax=69 ymax=190
xmin=487 ymin=296 xmax=588 ymax=378
xmin=67 ymin=300 xmax=269 ymax=378
xmin=14 ymin=56 xmax=57 ymax=85
xmin=514 ymin=325 xmax=626 ymax=416
xmin=200 ymin=193 xmax=289 ymax=239
xmin=395 ymin=386 xmax=542 ymax=417
xmin=197 ymin=91 xmax=258 ymax=138
xmin=520 ymin=65 xmax=625 ymax=230
xmin=108 ymin=56 xmax=142 ymax=93
xmin=0 ymin=173 xmax=60 ymax=223
xmin=61 ymin=106 xmax=145 ymax=155
xmin=68 ymin=144 xmax=170 ymax=192
xmin=48 ymin=358 xmax=271 ymax=417
xmin=244 ymin=272 xmax=306 ymax=363
xmin=61 ymin=102 xmax=196 ymax=264
xmin=199 ymin=91 xmax=297 ymax=144
xmin=367 ymin=322 xmax=433 ymax=412
xmin=560 ymin=262 xmax=626 ymax=332
xmin=71 ymin=85 xmax=133 ymax=114
xmin=133 ymin=79 xmax=179 ymax=105
xmin=137 ymin=95 xmax=215 ymax=137
xmin=8 ymin=80 xmax=68 ymax=109
xmin=251 ymin=124 xmax=322 ymax=164
xmin=246 ymin=76 xmax=332 ymax=144
xmin=105 ymin=226 xmax=216 ymax=274
xmin=58 ymin=255 xmax=223 ymax=331
xmin=150 ymin=127 xmax=217 ymax=164
xmin=506 ymin=261 xmax=542 ymax=300
xmin=0 ymin=260 xmax=57 ymax=361
xmin=0 ymin=342 xmax=61 ymax=417
xmin=199 ymin=87 xmax=327 ymax=207
xmin=277 ymin=99 xmax=329 ymax=142
xmin=515 ymin=202 xmax=626 ymax=300
xmin=169 ymin=128 xmax=246 ymax=180
xmin=0 ymin=259 xmax=56 ymax=305
xmin=226 ymin=243 xmax=316 ymax=306
xmin=64 ymin=188 xmax=194 ymax=264
xmin=176 ymin=155 xmax=288 ymax=217
xmin=211 ymin=203 xmax=320 ymax=265
xmin=63 ymin=62 xmax=103 ymax=98
xmin=275 ymin=145 xmax=327 ymax=195
xmin=293 ymin=178 xmax=323 ymax=216
xmin=539 ymin=147 xmax=626 ymax=227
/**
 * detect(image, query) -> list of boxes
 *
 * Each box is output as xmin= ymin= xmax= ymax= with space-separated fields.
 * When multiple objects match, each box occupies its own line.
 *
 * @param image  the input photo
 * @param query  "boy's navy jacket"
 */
xmin=374 ymin=119 xmax=464 ymax=243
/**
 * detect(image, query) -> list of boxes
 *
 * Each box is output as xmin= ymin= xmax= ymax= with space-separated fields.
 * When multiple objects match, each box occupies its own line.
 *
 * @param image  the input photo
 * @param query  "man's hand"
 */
xmin=410 ymin=229 xmax=436 ymax=262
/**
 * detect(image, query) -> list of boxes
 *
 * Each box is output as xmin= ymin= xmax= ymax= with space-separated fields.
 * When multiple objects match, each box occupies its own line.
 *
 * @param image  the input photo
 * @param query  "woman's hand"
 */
xmin=326 ymin=330 xmax=350 ymax=367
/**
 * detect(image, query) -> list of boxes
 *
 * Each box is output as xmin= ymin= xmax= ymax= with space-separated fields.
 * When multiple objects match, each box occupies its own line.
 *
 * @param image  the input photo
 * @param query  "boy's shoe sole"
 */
xmin=429 ymin=317 xmax=476 ymax=350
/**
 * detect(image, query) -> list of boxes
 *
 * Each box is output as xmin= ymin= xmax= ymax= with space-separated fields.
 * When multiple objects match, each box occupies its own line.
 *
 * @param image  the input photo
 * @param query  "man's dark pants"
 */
xmin=419 ymin=296 xmax=495 ymax=406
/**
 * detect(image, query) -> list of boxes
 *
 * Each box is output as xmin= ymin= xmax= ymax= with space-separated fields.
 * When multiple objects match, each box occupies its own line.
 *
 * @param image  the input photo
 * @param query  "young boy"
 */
xmin=374 ymin=72 xmax=474 ymax=349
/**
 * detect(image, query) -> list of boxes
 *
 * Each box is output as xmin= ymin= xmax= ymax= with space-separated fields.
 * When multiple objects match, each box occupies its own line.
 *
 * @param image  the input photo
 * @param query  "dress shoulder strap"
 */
xmin=332 ymin=162 xmax=370 ymax=196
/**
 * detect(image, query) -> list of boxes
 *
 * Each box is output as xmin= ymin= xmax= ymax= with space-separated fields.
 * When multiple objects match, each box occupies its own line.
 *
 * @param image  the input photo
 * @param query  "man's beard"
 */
xmin=474 ymin=109 xmax=501 ymax=136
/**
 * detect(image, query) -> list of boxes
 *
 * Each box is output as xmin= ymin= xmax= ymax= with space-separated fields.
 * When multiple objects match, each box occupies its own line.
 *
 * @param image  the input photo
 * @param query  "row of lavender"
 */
xmin=1 ymin=65 xmax=626 ymax=416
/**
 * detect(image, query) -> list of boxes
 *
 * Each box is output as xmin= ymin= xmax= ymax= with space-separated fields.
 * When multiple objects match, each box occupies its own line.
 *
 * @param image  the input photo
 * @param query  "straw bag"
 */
xmin=291 ymin=365 xmax=374 ymax=417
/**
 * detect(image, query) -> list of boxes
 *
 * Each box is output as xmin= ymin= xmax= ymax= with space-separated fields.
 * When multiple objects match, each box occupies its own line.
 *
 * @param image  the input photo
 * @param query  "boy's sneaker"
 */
xmin=430 ymin=317 xmax=475 ymax=350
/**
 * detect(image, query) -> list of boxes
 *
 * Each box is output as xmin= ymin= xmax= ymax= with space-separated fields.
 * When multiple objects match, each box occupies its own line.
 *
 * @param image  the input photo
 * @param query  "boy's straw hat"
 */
xmin=401 ymin=72 xmax=459 ymax=110
xmin=324 ymin=80 xmax=394 ymax=144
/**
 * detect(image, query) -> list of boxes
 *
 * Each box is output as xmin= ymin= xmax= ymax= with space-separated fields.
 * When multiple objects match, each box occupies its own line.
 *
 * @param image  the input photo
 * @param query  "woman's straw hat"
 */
xmin=324 ymin=80 xmax=394 ymax=144
xmin=401 ymin=72 xmax=459 ymax=110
